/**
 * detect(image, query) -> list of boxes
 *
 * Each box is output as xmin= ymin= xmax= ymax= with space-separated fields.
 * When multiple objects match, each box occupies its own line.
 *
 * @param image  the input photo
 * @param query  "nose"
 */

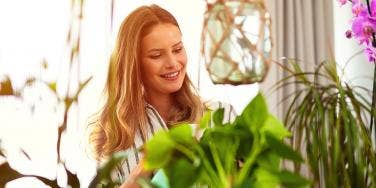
xmin=165 ymin=52 xmax=179 ymax=69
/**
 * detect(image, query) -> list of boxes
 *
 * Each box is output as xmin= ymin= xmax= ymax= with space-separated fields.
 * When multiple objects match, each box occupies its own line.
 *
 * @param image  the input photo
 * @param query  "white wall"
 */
xmin=333 ymin=0 xmax=374 ymax=100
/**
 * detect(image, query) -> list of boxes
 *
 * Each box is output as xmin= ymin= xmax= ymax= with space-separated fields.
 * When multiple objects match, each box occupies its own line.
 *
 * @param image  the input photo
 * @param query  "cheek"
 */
xmin=142 ymin=60 xmax=161 ymax=75
xmin=141 ymin=62 xmax=160 ymax=86
xmin=178 ymin=52 xmax=188 ymax=67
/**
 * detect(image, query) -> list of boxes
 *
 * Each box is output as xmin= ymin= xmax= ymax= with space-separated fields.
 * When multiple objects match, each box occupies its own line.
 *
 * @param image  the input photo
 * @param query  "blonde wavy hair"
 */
xmin=89 ymin=4 xmax=203 ymax=160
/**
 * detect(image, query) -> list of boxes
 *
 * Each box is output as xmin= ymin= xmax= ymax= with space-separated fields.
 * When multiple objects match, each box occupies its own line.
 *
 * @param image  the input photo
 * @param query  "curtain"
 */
xmin=261 ymin=0 xmax=334 ymax=178
xmin=261 ymin=0 xmax=334 ymax=119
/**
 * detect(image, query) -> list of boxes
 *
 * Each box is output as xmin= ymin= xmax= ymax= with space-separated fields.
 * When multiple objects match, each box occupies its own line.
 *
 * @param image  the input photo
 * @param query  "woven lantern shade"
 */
xmin=201 ymin=0 xmax=272 ymax=85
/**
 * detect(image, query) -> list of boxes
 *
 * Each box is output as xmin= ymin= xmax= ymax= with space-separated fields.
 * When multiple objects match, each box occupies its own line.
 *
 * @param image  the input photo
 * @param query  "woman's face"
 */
xmin=140 ymin=23 xmax=187 ymax=96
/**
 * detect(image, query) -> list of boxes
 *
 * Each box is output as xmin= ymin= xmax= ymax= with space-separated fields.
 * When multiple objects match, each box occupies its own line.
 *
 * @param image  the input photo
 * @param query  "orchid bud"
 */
xmin=345 ymin=30 xmax=353 ymax=38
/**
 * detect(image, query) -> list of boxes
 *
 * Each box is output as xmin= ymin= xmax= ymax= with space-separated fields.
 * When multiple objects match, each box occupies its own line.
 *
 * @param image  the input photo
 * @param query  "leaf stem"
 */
xmin=235 ymin=133 xmax=261 ymax=186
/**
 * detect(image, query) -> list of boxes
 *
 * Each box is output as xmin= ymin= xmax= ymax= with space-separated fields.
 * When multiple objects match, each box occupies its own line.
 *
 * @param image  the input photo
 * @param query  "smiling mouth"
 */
xmin=161 ymin=70 xmax=180 ymax=80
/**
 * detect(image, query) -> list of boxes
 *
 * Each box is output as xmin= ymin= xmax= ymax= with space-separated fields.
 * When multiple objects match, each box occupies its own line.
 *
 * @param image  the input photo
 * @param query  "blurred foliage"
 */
xmin=0 ymin=73 xmax=90 ymax=188
xmin=88 ymin=151 xmax=128 ymax=188
xmin=0 ymin=76 xmax=15 ymax=96
xmin=0 ymin=0 xmax=91 ymax=186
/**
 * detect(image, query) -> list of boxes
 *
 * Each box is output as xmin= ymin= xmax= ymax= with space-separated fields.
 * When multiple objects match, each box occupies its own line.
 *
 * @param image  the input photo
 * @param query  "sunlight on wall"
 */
xmin=0 ymin=0 xmax=259 ymax=187
xmin=333 ymin=0 xmax=374 ymax=99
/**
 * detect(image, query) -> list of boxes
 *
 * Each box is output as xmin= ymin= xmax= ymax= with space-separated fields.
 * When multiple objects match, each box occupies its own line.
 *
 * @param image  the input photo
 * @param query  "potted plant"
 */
xmin=136 ymin=93 xmax=309 ymax=188
xmin=273 ymin=59 xmax=376 ymax=187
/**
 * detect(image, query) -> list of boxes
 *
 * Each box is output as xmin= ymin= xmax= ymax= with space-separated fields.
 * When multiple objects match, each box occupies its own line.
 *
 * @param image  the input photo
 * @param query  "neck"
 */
xmin=146 ymin=92 xmax=174 ymax=122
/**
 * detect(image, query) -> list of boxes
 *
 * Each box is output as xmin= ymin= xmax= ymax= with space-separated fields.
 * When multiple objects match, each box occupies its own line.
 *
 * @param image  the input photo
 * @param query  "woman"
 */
xmin=89 ymin=4 xmax=236 ymax=186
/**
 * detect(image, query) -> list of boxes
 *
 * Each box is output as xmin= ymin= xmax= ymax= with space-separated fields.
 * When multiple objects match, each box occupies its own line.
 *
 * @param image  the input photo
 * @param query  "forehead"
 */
xmin=141 ymin=23 xmax=182 ymax=50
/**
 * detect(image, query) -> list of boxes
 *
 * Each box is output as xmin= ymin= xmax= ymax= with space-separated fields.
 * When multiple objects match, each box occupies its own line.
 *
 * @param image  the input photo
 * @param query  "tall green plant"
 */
xmin=273 ymin=59 xmax=376 ymax=187
xmin=143 ymin=93 xmax=309 ymax=188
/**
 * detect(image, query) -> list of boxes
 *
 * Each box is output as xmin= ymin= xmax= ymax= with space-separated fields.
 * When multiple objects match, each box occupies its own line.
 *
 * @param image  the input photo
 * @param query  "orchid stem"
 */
xmin=365 ymin=0 xmax=376 ymax=150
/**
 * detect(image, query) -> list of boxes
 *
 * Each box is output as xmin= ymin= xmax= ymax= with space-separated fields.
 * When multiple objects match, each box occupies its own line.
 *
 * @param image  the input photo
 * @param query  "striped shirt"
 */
xmin=113 ymin=101 xmax=237 ymax=181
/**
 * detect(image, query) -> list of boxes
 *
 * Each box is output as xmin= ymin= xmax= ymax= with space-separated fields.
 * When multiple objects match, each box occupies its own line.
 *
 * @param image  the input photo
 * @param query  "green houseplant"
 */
xmin=271 ymin=0 xmax=376 ymax=187
xmin=273 ymin=59 xmax=376 ymax=187
xmin=139 ymin=93 xmax=309 ymax=188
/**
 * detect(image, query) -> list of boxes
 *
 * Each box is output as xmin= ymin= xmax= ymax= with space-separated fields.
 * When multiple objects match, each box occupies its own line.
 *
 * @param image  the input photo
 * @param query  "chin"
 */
xmin=166 ymin=85 xmax=183 ymax=94
xmin=164 ymin=81 xmax=184 ymax=94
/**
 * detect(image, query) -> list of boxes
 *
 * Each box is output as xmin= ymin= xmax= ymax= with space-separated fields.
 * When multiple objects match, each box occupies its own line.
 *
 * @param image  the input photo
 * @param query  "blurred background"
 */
xmin=0 ymin=0 xmax=374 ymax=187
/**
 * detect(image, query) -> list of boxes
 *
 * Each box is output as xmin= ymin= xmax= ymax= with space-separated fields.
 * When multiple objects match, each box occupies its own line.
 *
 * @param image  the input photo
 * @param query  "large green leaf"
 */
xmin=144 ymin=131 xmax=175 ymax=170
xmin=249 ymin=168 xmax=280 ymax=188
xmin=164 ymin=159 xmax=198 ymax=188
xmin=265 ymin=134 xmax=303 ymax=163
xmin=206 ymin=127 xmax=239 ymax=174
xmin=277 ymin=170 xmax=310 ymax=188
xmin=169 ymin=124 xmax=194 ymax=145
xmin=260 ymin=115 xmax=291 ymax=145
xmin=233 ymin=117 xmax=253 ymax=159
xmin=256 ymin=151 xmax=281 ymax=172
xmin=241 ymin=93 xmax=268 ymax=132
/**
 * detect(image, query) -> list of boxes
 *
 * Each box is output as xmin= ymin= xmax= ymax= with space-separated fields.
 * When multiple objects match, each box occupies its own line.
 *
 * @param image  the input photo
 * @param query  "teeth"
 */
xmin=162 ymin=71 xmax=179 ymax=78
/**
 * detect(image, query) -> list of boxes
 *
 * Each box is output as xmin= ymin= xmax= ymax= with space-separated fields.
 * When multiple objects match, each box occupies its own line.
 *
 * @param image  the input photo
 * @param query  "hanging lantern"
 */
xmin=201 ymin=0 xmax=272 ymax=85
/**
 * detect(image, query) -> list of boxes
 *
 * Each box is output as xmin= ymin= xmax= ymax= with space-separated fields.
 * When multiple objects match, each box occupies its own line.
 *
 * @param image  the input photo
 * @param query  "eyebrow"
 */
xmin=146 ymin=41 xmax=182 ymax=53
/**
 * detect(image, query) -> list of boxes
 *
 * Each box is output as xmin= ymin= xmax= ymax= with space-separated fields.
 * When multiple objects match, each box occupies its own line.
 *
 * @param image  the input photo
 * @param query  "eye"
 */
xmin=173 ymin=47 xmax=183 ymax=54
xmin=148 ymin=53 xmax=161 ymax=59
